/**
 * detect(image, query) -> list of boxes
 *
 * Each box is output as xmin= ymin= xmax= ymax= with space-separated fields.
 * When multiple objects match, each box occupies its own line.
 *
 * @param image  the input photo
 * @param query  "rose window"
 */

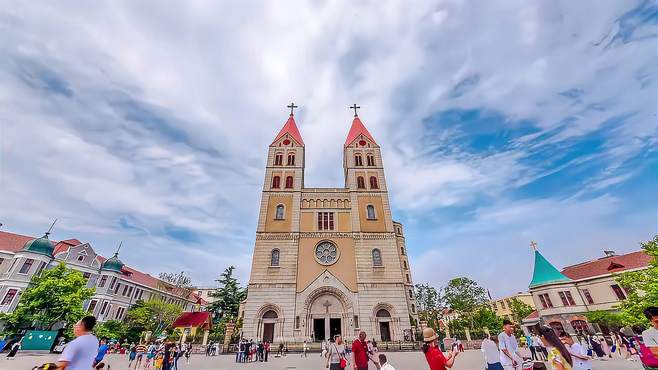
xmin=315 ymin=241 xmax=338 ymax=265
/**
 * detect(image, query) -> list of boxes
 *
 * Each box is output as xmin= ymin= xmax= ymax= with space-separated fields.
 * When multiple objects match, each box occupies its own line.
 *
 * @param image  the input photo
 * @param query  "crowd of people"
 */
xmin=233 ymin=339 xmax=271 ymax=362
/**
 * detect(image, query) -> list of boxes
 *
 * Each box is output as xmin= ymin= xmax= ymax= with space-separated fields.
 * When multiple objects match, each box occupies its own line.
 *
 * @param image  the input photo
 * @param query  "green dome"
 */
xmin=102 ymin=253 xmax=124 ymax=272
xmin=22 ymin=234 xmax=55 ymax=256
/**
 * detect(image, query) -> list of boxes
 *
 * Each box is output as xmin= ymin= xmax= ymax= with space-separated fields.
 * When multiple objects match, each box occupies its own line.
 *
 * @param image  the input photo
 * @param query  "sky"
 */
xmin=0 ymin=1 xmax=656 ymax=298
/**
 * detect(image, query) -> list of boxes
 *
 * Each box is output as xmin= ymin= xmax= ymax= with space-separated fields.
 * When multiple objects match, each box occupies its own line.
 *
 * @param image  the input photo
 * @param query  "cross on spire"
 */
xmin=287 ymin=102 xmax=298 ymax=116
xmin=350 ymin=103 xmax=360 ymax=117
xmin=530 ymin=241 xmax=538 ymax=251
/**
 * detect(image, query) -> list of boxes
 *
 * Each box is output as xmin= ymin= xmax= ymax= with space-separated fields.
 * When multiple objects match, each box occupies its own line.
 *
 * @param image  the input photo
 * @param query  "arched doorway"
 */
xmin=376 ymin=309 xmax=392 ymax=341
xmin=262 ymin=310 xmax=278 ymax=343
xmin=303 ymin=288 xmax=353 ymax=342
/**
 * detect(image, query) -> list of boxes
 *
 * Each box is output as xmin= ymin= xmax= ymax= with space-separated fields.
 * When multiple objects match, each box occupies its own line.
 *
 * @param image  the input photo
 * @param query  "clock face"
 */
xmin=315 ymin=241 xmax=339 ymax=265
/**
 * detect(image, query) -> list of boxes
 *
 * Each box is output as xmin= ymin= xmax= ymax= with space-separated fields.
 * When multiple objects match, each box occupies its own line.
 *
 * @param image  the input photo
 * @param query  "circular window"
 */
xmin=314 ymin=241 xmax=339 ymax=265
xmin=283 ymin=139 xmax=291 ymax=145
xmin=359 ymin=140 xmax=367 ymax=146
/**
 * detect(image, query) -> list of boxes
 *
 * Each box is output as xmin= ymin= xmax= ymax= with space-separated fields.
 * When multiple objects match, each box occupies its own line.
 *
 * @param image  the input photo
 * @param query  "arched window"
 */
xmin=285 ymin=176 xmax=294 ymax=188
xmin=274 ymin=153 xmax=283 ymax=166
xmin=372 ymin=248 xmax=382 ymax=267
xmin=400 ymin=247 xmax=405 ymax=255
xmin=357 ymin=176 xmax=366 ymax=189
xmin=366 ymin=205 xmax=376 ymax=220
xmin=403 ymin=260 xmax=408 ymax=269
xmin=263 ymin=310 xmax=278 ymax=319
xmin=376 ymin=308 xmax=391 ymax=317
xmin=369 ymin=176 xmax=379 ymax=189
xmin=287 ymin=153 xmax=295 ymax=166
xmin=411 ymin=304 xmax=416 ymax=313
xmin=406 ymin=274 xmax=411 ymax=283
xmin=367 ymin=154 xmax=375 ymax=166
xmin=272 ymin=176 xmax=281 ymax=188
xmin=275 ymin=205 xmax=285 ymax=220
xmin=354 ymin=155 xmax=363 ymax=166
xmin=270 ymin=249 xmax=280 ymax=266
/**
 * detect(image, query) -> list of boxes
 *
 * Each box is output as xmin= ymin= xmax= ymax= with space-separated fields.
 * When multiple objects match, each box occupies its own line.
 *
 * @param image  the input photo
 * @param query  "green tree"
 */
xmin=94 ymin=320 xmax=128 ymax=340
xmin=0 ymin=263 xmax=94 ymax=332
xmin=124 ymin=299 xmax=182 ymax=338
xmin=616 ymin=235 xmax=658 ymax=327
xmin=443 ymin=277 xmax=488 ymax=330
xmin=584 ymin=310 xmax=625 ymax=330
xmin=208 ymin=266 xmax=246 ymax=323
xmin=414 ymin=283 xmax=445 ymax=332
xmin=158 ymin=271 xmax=194 ymax=300
xmin=509 ymin=298 xmax=535 ymax=325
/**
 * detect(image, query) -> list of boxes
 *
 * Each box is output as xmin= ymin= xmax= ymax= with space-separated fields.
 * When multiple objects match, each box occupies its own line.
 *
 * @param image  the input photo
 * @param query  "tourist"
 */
xmin=134 ymin=342 xmax=148 ymax=369
xmin=481 ymin=334 xmax=503 ymax=370
xmin=302 ymin=340 xmax=308 ymax=358
xmin=352 ymin=331 xmax=370 ymax=370
xmin=128 ymin=343 xmax=137 ymax=368
xmin=533 ymin=333 xmax=547 ymax=361
xmin=498 ymin=319 xmax=522 ymax=370
xmin=526 ymin=335 xmax=538 ymax=361
xmin=327 ymin=335 xmax=349 ymax=370
xmin=322 ymin=339 xmax=328 ymax=358
xmin=640 ymin=306 xmax=658 ymax=369
xmin=94 ymin=339 xmax=110 ymax=367
xmin=184 ymin=343 xmax=192 ymax=365
xmin=153 ymin=353 xmax=164 ymax=370
xmin=377 ymin=353 xmax=395 ymax=370
xmin=368 ymin=340 xmax=380 ymax=370
xmin=422 ymin=327 xmax=458 ymax=370
xmin=559 ymin=332 xmax=591 ymax=370
xmin=534 ymin=325 xmax=573 ymax=370
xmin=6 ymin=336 xmax=21 ymax=359
xmin=205 ymin=341 xmax=212 ymax=356
xmin=456 ymin=339 xmax=464 ymax=352
xmin=258 ymin=341 xmax=265 ymax=361
xmin=264 ymin=341 xmax=270 ymax=362
xmin=57 ymin=316 xmax=99 ymax=370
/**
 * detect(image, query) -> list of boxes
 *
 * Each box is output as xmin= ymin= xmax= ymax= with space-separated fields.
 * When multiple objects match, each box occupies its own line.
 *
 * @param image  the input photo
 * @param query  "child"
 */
xmin=153 ymin=353 xmax=164 ymax=370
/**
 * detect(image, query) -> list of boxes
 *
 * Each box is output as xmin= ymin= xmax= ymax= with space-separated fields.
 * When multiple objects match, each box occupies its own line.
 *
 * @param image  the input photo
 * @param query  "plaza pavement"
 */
xmin=4 ymin=350 xmax=644 ymax=370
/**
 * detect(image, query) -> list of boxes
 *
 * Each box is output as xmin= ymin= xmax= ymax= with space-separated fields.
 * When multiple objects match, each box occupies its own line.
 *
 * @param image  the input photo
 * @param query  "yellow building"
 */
xmin=490 ymin=292 xmax=536 ymax=321
xmin=241 ymin=108 xmax=418 ymax=343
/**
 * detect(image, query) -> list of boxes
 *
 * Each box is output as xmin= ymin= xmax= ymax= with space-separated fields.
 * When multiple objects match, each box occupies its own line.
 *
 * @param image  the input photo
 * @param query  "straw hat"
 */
xmin=422 ymin=327 xmax=438 ymax=342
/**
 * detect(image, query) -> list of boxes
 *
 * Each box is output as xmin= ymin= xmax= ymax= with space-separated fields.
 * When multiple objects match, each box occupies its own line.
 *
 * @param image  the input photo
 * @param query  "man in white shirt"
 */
xmin=643 ymin=308 xmax=658 ymax=351
xmin=481 ymin=335 xmax=504 ymax=370
xmin=58 ymin=316 xmax=99 ymax=370
xmin=559 ymin=332 xmax=591 ymax=370
xmin=377 ymin=353 xmax=395 ymax=370
xmin=498 ymin=320 xmax=521 ymax=370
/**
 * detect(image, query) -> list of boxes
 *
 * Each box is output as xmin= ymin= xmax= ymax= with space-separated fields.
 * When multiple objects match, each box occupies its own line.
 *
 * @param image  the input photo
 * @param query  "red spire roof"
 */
xmin=272 ymin=115 xmax=304 ymax=146
xmin=344 ymin=116 xmax=377 ymax=147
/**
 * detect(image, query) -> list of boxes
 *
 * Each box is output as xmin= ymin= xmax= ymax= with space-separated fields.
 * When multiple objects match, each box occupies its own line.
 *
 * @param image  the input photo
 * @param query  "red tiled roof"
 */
xmin=524 ymin=310 xmax=539 ymax=321
xmin=0 ymin=231 xmax=34 ymax=252
xmin=272 ymin=115 xmax=304 ymax=145
xmin=172 ymin=311 xmax=211 ymax=329
xmin=345 ymin=116 xmax=377 ymax=147
xmin=561 ymin=251 xmax=651 ymax=280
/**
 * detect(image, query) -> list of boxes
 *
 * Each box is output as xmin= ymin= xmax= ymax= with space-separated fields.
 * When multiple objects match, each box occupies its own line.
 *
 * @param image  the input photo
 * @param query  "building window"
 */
xmin=287 ymin=153 xmax=295 ymax=166
xmin=83 ymin=272 xmax=91 ymax=282
xmin=115 ymin=283 xmax=121 ymax=294
xmin=122 ymin=285 xmax=129 ymax=296
xmin=134 ymin=289 xmax=141 ymax=298
xmin=274 ymin=153 xmax=283 ymax=166
xmin=581 ymin=289 xmax=594 ymax=304
xmin=272 ymin=176 xmax=281 ymax=188
xmin=19 ymin=259 xmax=34 ymax=274
xmin=127 ymin=286 xmax=134 ymax=297
xmin=1 ymin=289 xmax=18 ymax=305
xmin=357 ymin=176 xmax=366 ymax=189
xmin=538 ymin=293 xmax=554 ymax=309
xmin=401 ymin=247 xmax=405 ymax=255
xmin=558 ymin=291 xmax=575 ymax=306
xmin=409 ymin=289 xmax=413 ymax=298
xmin=403 ymin=260 xmax=408 ymax=269
xmin=270 ymin=249 xmax=280 ymax=266
xmin=406 ymin=274 xmax=411 ymax=283
xmin=369 ymin=176 xmax=379 ymax=189
xmin=100 ymin=301 xmax=109 ymax=315
xmin=411 ymin=304 xmax=416 ymax=313
xmin=355 ymin=155 xmax=363 ymax=166
xmin=354 ymin=315 xmax=359 ymax=328
xmin=372 ymin=249 xmax=382 ymax=266
xmin=295 ymin=316 xmax=300 ymax=329
xmin=116 ymin=307 xmax=125 ymax=320
xmin=98 ymin=275 xmax=107 ymax=288
xmin=77 ymin=254 xmax=85 ymax=262
xmin=611 ymin=284 xmax=626 ymax=300
xmin=109 ymin=277 xmax=117 ymax=290
xmin=88 ymin=300 xmax=98 ymax=313
xmin=366 ymin=154 xmax=375 ymax=166
xmin=275 ymin=204 xmax=285 ymax=220
xmin=35 ymin=261 xmax=47 ymax=276
xmin=285 ymin=176 xmax=294 ymax=188
xmin=366 ymin=205 xmax=376 ymax=219
xmin=318 ymin=212 xmax=334 ymax=231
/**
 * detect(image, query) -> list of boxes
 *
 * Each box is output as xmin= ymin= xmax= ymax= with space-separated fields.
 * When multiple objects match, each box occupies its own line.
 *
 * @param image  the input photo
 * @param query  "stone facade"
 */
xmin=241 ymin=113 xmax=418 ymax=343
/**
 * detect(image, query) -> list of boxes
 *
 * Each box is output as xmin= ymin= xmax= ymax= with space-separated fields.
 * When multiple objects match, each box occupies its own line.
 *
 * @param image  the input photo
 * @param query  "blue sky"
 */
xmin=0 ymin=1 xmax=656 ymax=297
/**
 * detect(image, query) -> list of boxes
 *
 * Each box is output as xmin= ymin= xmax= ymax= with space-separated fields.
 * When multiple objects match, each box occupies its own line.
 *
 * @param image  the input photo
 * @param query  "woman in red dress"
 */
xmin=422 ymin=328 xmax=459 ymax=370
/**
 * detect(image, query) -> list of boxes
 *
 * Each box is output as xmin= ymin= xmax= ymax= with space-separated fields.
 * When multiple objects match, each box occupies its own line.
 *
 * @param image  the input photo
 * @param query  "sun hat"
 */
xmin=423 ymin=327 xmax=438 ymax=342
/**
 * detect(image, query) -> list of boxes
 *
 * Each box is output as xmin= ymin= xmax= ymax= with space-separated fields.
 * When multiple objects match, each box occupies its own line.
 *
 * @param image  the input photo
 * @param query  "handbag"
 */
xmin=332 ymin=343 xmax=347 ymax=369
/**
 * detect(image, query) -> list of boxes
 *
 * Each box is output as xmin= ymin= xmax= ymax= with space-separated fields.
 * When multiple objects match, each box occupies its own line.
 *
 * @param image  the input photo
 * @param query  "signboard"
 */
xmin=21 ymin=330 xmax=58 ymax=351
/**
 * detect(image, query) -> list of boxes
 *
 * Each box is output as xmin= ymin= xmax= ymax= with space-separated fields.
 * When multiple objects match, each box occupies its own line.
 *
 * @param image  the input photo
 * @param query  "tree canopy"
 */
xmin=0 ymin=263 xmax=94 ymax=332
xmin=443 ymin=277 xmax=488 ymax=331
xmin=616 ymin=235 xmax=658 ymax=327
xmin=124 ymin=299 xmax=182 ymax=338
xmin=208 ymin=266 xmax=246 ymax=323
xmin=509 ymin=298 xmax=535 ymax=324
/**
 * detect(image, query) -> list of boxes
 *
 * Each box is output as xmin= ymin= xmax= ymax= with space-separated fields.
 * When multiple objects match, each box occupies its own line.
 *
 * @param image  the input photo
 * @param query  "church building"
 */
xmin=240 ymin=105 xmax=418 ymax=343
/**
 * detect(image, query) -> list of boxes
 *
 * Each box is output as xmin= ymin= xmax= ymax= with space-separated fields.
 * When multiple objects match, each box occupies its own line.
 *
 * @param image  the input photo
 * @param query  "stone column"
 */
xmin=202 ymin=330 xmax=210 ymax=346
